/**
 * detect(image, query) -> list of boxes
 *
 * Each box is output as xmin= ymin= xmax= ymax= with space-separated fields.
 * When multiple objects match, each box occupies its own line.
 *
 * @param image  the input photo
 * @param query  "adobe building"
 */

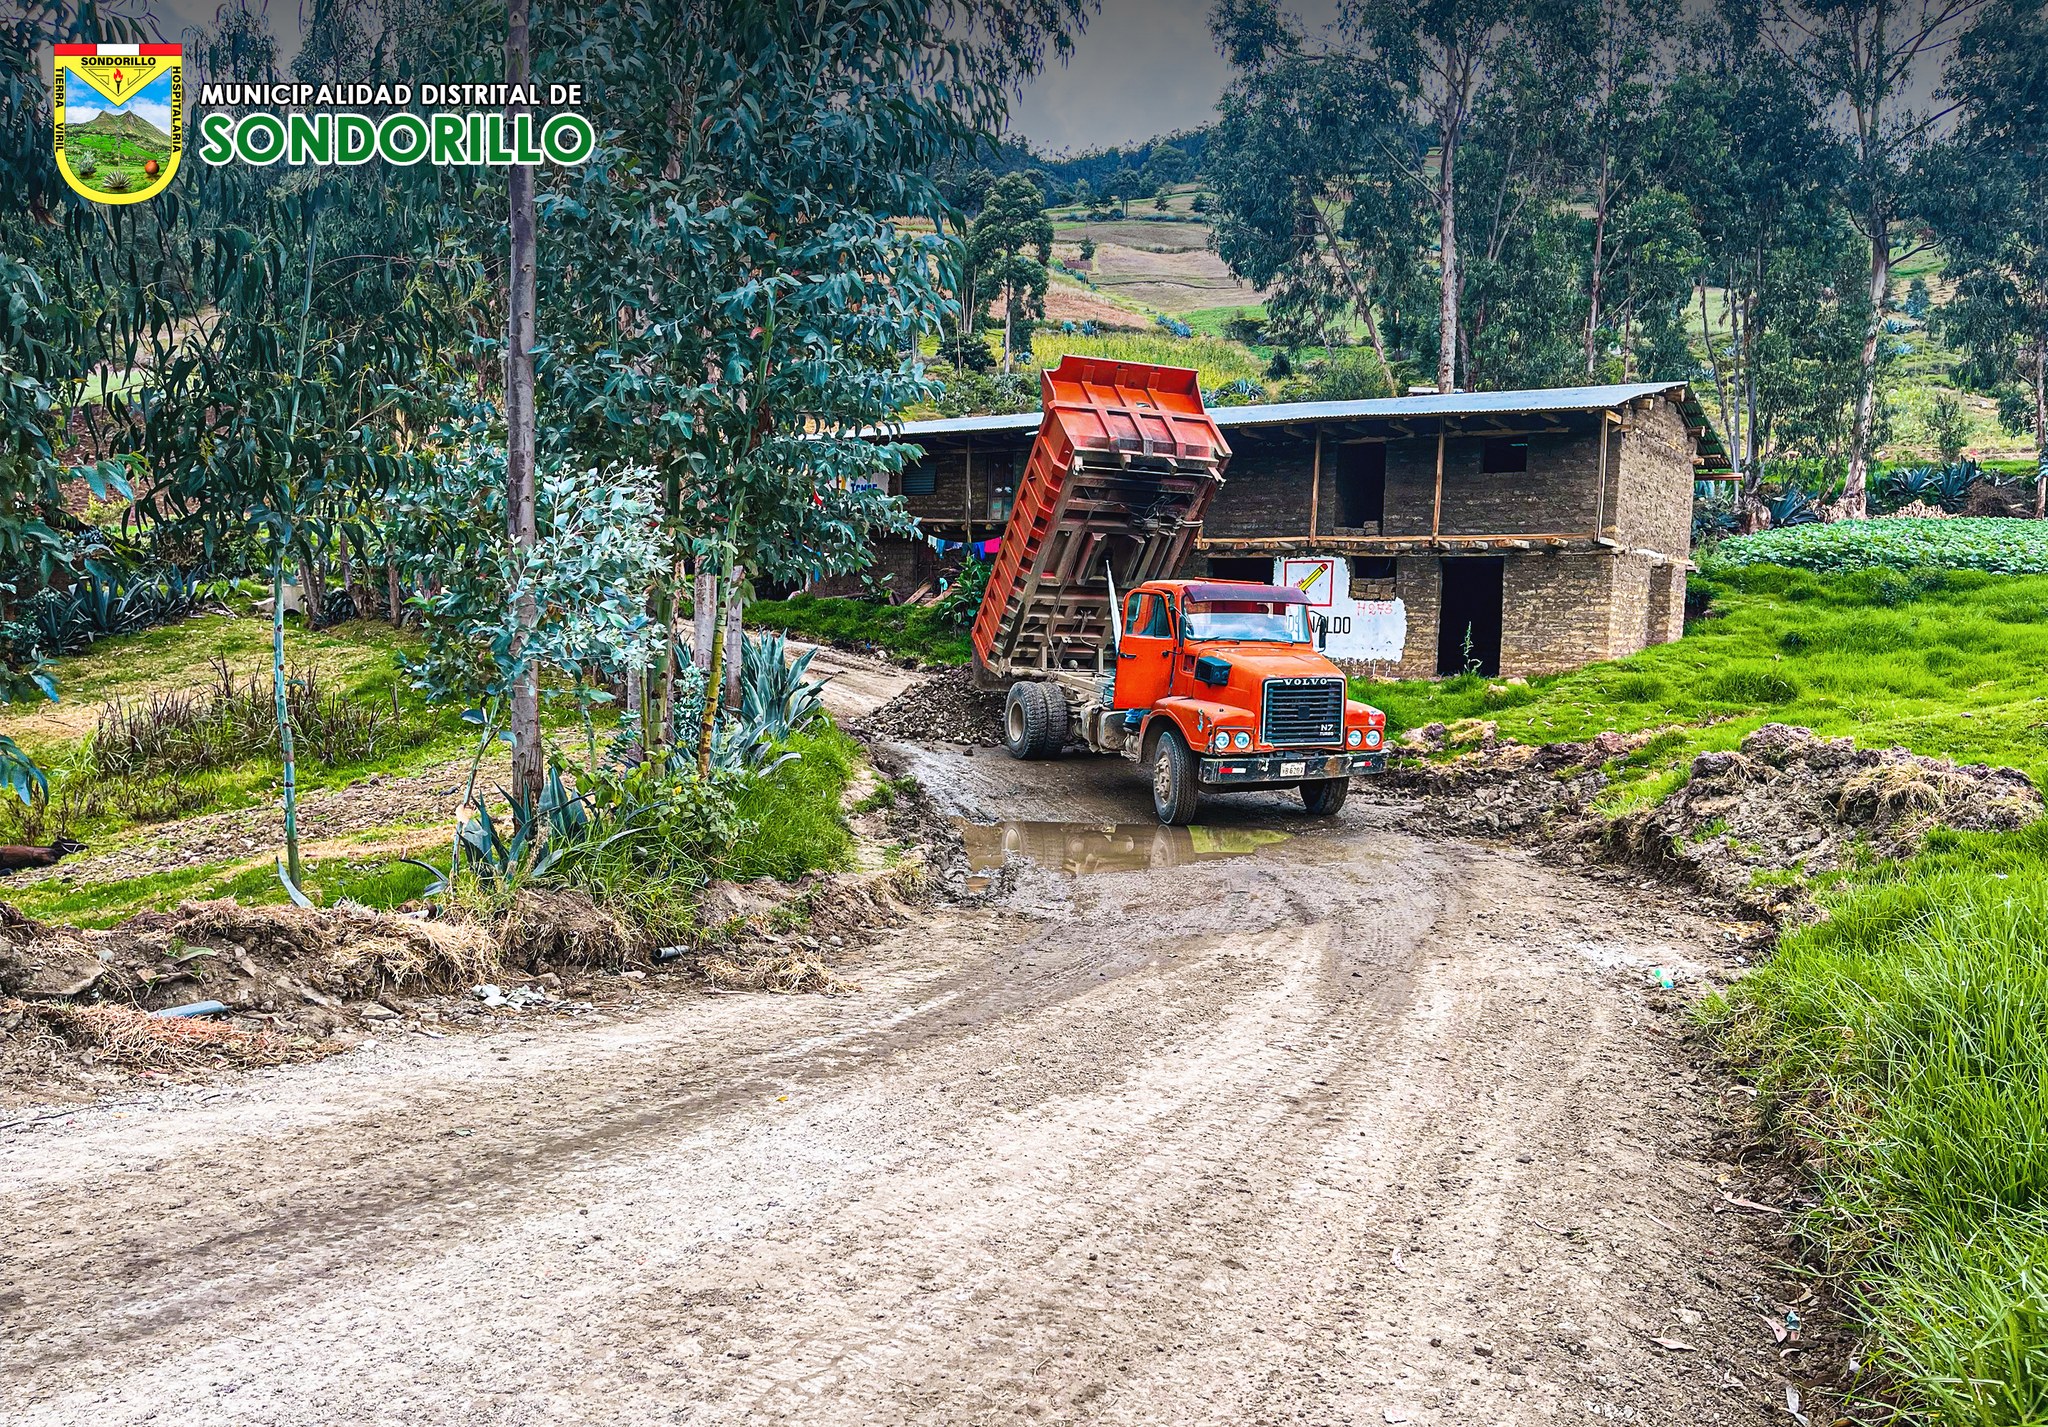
xmin=864 ymin=381 xmax=1732 ymax=679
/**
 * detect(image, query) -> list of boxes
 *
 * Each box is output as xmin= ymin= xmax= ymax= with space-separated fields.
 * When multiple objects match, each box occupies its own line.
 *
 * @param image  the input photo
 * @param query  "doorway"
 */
xmin=1331 ymin=443 xmax=1386 ymax=530
xmin=1436 ymin=557 xmax=1504 ymax=676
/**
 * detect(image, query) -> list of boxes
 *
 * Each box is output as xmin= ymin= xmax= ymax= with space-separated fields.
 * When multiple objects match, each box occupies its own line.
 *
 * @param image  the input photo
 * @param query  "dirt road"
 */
xmin=1 ymin=743 xmax=1788 ymax=1425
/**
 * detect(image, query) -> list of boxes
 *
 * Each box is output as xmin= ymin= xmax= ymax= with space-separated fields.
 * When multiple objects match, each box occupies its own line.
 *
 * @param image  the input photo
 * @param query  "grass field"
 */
xmin=1374 ymin=559 xmax=2048 ymax=1420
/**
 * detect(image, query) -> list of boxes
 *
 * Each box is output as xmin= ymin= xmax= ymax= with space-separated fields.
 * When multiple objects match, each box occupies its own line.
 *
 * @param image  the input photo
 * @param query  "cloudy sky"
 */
xmin=1008 ymin=0 xmax=1340 ymax=152
xmin=144 ymin=0 xmax=1308 ymax=154
xmin=64 ymin=66 xmax=176 ymax=136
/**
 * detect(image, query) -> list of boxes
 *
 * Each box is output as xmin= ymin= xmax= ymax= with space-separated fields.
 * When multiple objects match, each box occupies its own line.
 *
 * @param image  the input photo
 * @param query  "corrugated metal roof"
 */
xmin=892 ymin=381 xmax=1692 ymax=439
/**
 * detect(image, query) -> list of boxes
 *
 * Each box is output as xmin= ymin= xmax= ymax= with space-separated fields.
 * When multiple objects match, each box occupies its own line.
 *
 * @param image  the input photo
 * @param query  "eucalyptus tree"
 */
xmin=1761 ymin=0 xmax=1990 ymax=516
xmin=970 ymin=173 xmax=1054 ymax=373
xmin=1928 ymin=0 xmax=2048 ymax=516
xmin=1550 ymin=0 xmax=1678 ymax=375
xmin=487 ymin=0 xmax=1089 ymax=770
xmin=1660 ymin=16 xmax=1850 ymax=517
xmin=1206 ymin=1 xmax=1412 ymax=384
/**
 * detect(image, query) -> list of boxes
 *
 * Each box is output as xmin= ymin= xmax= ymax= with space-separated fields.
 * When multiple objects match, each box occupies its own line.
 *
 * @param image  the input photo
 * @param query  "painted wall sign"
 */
xmin=1267 ymin=555 xmax=1405 ymax=662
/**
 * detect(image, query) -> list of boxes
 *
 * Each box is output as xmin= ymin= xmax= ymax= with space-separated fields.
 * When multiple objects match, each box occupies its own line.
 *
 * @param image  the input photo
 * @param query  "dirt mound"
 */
xmin=855 ymin=667 xmax=1006 ymax=747
xmin=1389 ymin=721 xmax=2043 ymax=915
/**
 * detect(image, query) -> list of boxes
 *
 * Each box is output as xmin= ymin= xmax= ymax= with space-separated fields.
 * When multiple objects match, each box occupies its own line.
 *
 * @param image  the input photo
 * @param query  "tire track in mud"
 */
xmin=2 ymin=794 xmax=1784 ymax=1426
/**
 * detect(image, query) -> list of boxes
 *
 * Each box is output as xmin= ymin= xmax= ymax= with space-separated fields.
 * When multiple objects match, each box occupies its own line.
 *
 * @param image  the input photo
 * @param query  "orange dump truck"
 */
xmin=968 ymin=356 xmax=1387 ymax=825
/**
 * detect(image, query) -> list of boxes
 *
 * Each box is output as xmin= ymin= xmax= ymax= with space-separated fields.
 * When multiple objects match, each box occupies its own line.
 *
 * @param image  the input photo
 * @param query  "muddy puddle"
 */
xmin=956 ymin=820 xmax=1292 ymax=885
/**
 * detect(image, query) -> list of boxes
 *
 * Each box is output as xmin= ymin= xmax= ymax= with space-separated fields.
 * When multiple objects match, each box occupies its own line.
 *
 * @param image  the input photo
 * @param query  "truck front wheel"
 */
xmin=1300 ymin=777 xmax=1350 ymax=816
xmin=1151 ymin=730 xmax=1200 ymax=826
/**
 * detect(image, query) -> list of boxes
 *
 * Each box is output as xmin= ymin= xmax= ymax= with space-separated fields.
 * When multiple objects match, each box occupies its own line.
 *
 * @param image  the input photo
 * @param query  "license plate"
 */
xmin=1279 ymin=761 xmax=1305 ymax=778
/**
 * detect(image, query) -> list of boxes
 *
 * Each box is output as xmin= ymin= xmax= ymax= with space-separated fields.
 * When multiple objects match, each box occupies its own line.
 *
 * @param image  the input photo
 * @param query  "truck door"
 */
xmin=1113 ymin=591 xmax=1178 ymax=710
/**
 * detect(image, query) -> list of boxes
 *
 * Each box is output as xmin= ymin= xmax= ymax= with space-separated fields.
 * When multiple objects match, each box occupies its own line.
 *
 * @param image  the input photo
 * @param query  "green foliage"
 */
xmin=1712 ymin=519 xmax=2048 ymax=576
xmin=1929 ymin=391 xmax=1973 ymax=463
xmin=739 ymin=632 xmax=829 ymax=743
xmin=746 ymin=593 xmax=973 ymax=667
xmin=1027 ymin=330 xmax=1265 ymax=389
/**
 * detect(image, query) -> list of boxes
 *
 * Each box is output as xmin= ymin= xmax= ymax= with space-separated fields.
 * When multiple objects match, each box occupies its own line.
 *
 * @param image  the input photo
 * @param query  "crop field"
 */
xmin=1711 ymin=518 xmax=2048 ymax=575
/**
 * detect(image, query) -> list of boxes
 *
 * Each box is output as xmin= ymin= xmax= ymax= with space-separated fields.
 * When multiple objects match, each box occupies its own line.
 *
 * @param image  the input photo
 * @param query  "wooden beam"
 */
xmin=1431 ymin=427 xmax=1446 ymax=539
xmin=964 ymin=443 xmax=974 ymax=542
xmin=1593 ymin=412 xmax=1611 ymax=539
xmin=1308 ymin=432 xmax=1322 ymax=538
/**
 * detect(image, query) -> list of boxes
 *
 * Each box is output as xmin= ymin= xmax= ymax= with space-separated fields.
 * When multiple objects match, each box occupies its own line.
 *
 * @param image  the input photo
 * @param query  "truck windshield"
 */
xmin=1183 ymin=600 xmax=1311 ymax=643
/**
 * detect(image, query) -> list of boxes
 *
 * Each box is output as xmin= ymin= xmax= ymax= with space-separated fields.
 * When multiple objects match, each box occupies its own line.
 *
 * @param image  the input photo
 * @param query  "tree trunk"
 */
xmin=1435 ymin=126 xmax=1459 ymax=393
xmin=692 ymin=569 xmax=719 ymax=669
xmin=385 ymin=558 xmax=401 ymax=626
xmin=272 ymin=557 xmax=302 ymax=888
xmin=504 ymin=0 xmax=542 ymax=799
xmin=722 ymin=563 xmax=744 ymax=712
xmin=696 ymin=560 xmax=727 ymax=778
xmin=1002 ymin=286 xmax=1014 ymax=374
xmin=1585 ymin=158 xmax=1609 ymax=376
xmin=2033 ymin=343 xmax=2047 ymax=521
xmin=298 ymin=554 xmax=324 ymax=628
xmin=1842 ymin=213 xmax=1891 ymax=520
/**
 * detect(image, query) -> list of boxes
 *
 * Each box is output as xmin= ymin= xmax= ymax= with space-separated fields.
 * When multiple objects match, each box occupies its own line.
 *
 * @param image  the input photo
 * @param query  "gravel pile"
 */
xmin=855 ymin=668 xmax=1007 ymax=747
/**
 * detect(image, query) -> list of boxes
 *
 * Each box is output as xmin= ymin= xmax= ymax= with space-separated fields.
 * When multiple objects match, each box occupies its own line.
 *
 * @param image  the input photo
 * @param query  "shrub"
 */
xmin=98 ymin=170 xmax=131 ymax=193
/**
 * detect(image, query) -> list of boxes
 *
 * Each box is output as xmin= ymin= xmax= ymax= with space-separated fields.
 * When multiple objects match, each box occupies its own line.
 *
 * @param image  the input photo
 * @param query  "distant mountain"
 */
xmin=70 ymin=109 xmax=170 ymax=147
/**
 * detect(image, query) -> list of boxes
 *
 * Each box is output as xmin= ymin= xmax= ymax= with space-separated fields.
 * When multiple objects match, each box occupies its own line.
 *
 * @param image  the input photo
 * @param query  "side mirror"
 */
xmin=1315 ymin=613 xmax=1328 ymax=650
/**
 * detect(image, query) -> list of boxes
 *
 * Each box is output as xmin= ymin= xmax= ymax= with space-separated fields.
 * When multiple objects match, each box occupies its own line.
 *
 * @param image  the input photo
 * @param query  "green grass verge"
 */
xmin=747 ymin=594 xmax=971 ymax=666
xmin=1706 ymin=821 xmax=2048 ymax=1423
xmin=1377 ymin=558 xmax=2048 ymax=1417
xmin=1359 ymin=563 xmax=2048 ymax=789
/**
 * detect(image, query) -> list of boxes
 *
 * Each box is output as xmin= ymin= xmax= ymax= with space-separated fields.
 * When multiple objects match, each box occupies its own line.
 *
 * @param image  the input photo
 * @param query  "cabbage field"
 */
xmin=1710 ymin=517 xmax=2048 ymax=575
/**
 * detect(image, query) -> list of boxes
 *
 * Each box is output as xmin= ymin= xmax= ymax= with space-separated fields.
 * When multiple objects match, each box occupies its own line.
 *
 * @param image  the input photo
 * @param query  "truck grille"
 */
xmin=1261 ymin=678 xmax=1344 ymax=747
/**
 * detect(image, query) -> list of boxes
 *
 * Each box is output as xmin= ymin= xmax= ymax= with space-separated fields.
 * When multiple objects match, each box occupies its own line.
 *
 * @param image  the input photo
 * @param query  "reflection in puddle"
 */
xmin=957 ymin=820 xmax=1292 ymax=877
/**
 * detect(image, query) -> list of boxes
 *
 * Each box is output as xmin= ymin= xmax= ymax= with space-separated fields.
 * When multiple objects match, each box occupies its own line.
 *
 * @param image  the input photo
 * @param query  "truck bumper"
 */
xmin=1199 ymin=751 xmax=1385 ymax=786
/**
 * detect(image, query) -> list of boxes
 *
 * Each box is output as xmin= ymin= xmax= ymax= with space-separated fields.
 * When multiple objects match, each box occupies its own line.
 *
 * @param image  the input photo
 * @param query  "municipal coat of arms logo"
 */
xmin=54 ymin=43 xmax=183 ymax=204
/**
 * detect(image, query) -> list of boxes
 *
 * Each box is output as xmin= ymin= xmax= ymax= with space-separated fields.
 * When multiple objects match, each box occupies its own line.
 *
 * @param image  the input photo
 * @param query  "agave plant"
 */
xmin=1881 ymin=464 xmax=1937 ymax=508
xmin=739 ymin=631 xmax=829 ymax=742
xmin=1766 ymin=486 xmax=1823 ymax=528
xmin=406 ymin=761 xmax=649 ymax=894
xmin=1929 ymin=459 xmax=1983 ymax=513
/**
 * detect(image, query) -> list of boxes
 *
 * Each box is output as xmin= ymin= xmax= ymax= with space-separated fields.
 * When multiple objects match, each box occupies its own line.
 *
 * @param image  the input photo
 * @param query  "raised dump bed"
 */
xmin=969 ymin=356 xmax=1229 ymax=682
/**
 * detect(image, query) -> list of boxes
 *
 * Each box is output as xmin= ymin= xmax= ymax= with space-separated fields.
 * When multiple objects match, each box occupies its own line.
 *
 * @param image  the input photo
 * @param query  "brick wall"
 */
xmin=806 ymin=535 xmax=935 ymax=600
xmin=1201 ymin=436 xmax=1317 ymax=540
xmin=898 ymin=442 xmax=1033 ymax=538
xmin=1612 ymin=398 xmax=1694 ymax=556
xmin=1383 ymin=427 xmax=1609 ymax=538
xmin=1500 ymin=553 xmax=1622 ymax=676
xmin=1384 ymin=555 xmax=1442 ymax=679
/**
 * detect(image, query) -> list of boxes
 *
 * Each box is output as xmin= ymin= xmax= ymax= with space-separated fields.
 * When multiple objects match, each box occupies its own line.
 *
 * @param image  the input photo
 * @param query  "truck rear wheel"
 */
xmin=1300 ymin=777 xmax=1349 ymax=816
xmin=1151 ymin=730 xmax=1200 ymax=826
xmin=1029 ymin=681 xmax=1069 ymax=756
xmin=1003 ymin=681 xmax=1066 ymax=760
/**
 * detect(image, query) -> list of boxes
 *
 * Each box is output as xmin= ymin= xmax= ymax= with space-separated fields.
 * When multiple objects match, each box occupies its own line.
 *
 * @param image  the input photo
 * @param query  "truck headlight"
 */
xmin=1347 ymin=728 xmax=1362 ymax=747
xmin=1365 ymin=729 xmax=1381 ymax=748
xmin=1232 ymin=731 xmax=1251 ymax=750
xmin=1212 ymin=731 xmax=1231 ymax=752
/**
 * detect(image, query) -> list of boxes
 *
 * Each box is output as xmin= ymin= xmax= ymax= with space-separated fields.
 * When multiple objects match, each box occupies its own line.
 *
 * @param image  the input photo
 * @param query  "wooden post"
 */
xmin=1430 ymin=427 xmax=1446 ymax=539
xmin=1308 ymin=434 xmax=1322 ymax=537
xmin=964 ymin=444 xmax=975 ymax=544
xmin=1595 ymin=411 xmax=1609 ymax=536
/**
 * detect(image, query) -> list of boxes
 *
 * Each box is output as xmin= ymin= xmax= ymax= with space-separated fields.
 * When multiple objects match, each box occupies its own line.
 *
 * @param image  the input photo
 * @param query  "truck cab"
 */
xmin=1003 ymin=577 xmax=1386 ymax=825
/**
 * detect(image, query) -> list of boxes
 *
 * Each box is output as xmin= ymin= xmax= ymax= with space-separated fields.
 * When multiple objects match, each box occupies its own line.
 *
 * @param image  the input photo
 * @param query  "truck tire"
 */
xmin=1151 ymin=729 xmax=1201 ymax=826
xmin=1300 ymin=777 xmax=1349 ymax=816
xmin=1003 ymin=682 xmax=1051 ymax=759
xmin=1028 ymin=680 xmax=1069 ymax=757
